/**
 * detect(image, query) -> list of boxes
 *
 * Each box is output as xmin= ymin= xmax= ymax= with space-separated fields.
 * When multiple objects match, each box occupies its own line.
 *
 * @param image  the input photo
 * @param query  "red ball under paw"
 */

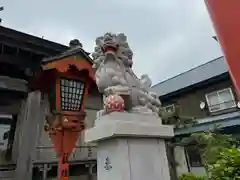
xmin=104 ymin=94 xmax=125 ymax=113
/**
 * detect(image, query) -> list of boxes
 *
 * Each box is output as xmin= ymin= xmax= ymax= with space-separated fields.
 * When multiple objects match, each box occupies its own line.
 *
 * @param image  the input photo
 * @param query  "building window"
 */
xmin=205 ymin=88 xmax=236 ymax=112
xmin=163 ymin=104 xmax=175 ymax=113
xmin=185 ymin=147 xmax=202 ymax=167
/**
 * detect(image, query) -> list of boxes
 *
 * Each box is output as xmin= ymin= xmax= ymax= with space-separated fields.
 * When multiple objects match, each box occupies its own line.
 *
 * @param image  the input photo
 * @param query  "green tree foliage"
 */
xmin=159 ymin=104 xmax=197 ymax=127
xmin=182 ymin=130 xmax=236 ymax=173
xmin=181 ymin=130 xmax=240 ymax=179
xmin=208 ymin=146 xmax=240 ymax=180
xmin=179 ymin=172 xmax=205 ymax=180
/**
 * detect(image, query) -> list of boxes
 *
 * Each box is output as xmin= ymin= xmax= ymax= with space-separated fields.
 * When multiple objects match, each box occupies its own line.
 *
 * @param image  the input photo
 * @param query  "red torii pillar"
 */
xmin=205 ymin=0 xmax=240 ymax=98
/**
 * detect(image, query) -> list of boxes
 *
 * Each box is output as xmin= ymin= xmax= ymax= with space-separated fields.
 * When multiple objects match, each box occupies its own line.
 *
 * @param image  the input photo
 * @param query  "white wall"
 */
xmin=174 ymin=146 xmax=189 ymax=177
xmin=190 ymin=167 xmax=206 ymax=176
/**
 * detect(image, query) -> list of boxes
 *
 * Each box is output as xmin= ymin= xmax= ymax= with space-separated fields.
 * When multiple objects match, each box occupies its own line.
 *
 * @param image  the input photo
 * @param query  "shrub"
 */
xmin=179 ymin=172 xmax=205 ymax=180
xmin=179 ymin=131 xmax=240 ymax=179
xmin=190 ymin=132 xmax=236 ymax=167
xmin=208 ymin=146 xmax=240 ymax=180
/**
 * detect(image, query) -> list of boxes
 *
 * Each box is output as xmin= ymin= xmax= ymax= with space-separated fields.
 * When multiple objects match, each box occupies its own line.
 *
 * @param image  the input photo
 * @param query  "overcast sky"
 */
xmin=1 ymin=0 xmax=222 ymax=85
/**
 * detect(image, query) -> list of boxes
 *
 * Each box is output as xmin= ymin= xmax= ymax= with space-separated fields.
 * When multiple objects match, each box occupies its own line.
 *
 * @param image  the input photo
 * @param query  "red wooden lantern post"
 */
xmin=31 ymin=43 xmax=95 ymax=180
xmin=205 ymin=0 xmax=240 ymax=97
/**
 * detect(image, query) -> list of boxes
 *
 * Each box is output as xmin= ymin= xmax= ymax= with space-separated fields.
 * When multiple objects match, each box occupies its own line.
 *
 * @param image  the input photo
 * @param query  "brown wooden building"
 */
xmin=0 ymin=26 xmax=101 ymax=180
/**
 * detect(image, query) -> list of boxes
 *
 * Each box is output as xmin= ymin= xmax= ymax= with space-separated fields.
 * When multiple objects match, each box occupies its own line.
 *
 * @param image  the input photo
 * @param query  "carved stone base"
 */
xmin=85 ymin=112 xmax=174 ymax=180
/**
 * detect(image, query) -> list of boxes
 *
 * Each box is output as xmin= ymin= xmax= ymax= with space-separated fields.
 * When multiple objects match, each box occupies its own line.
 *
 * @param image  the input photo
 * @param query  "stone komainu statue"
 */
xmin=92 ymin=32 xmax=161 ymax=116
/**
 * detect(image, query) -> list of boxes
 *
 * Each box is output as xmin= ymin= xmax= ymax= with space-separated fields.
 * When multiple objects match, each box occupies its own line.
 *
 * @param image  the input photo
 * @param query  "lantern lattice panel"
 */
xmin=60 ymin=78 xmax=85 ymax=111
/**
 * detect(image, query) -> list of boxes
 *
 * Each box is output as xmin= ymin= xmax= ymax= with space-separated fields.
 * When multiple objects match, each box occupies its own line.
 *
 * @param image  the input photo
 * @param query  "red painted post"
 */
xmin=205 ymin=0 xmax=240 ymax=98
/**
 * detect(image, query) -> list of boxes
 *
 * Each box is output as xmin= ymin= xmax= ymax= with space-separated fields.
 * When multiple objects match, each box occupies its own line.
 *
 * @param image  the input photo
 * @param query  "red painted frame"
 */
xmin=205 ymin=0 xmax=240 ymax=98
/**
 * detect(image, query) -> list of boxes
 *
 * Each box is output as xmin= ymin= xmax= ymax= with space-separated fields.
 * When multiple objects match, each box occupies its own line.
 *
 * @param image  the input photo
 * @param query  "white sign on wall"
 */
xmin=0 ymin=114 xmax=12 ymax=151
xmin=0 ymin=125 xmax=10 ymax=151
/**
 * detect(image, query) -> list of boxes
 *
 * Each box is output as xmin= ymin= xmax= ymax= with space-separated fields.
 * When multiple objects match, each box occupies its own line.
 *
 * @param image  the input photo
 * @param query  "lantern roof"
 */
xmin=40 ymin=39 xmax=95 ymax=80
xmin=42 ymin=39 xmax=93 ymax=64
xmin=29 ymin=39 xmax=96 ymax=92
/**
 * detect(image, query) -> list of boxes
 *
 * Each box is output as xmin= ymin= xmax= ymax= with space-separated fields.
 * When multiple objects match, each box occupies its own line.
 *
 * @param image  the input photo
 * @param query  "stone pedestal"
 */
xmin=85 ymin=112 xmax=174 ymax=180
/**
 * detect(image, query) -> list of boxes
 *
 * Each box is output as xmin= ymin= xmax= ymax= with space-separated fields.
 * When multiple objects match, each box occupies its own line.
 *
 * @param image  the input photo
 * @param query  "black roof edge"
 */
xmin=159 ymin=72 xmax=230 ymax=100
xmin=152 ymin=56 xmax=224 ymax=88
xmin=0 ymin=25 xmax=69 ymax=52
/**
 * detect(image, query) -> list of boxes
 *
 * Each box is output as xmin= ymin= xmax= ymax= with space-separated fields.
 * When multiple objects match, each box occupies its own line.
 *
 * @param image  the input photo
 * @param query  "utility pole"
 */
xmin=0 ymin=6 xmax=4 ymax=24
